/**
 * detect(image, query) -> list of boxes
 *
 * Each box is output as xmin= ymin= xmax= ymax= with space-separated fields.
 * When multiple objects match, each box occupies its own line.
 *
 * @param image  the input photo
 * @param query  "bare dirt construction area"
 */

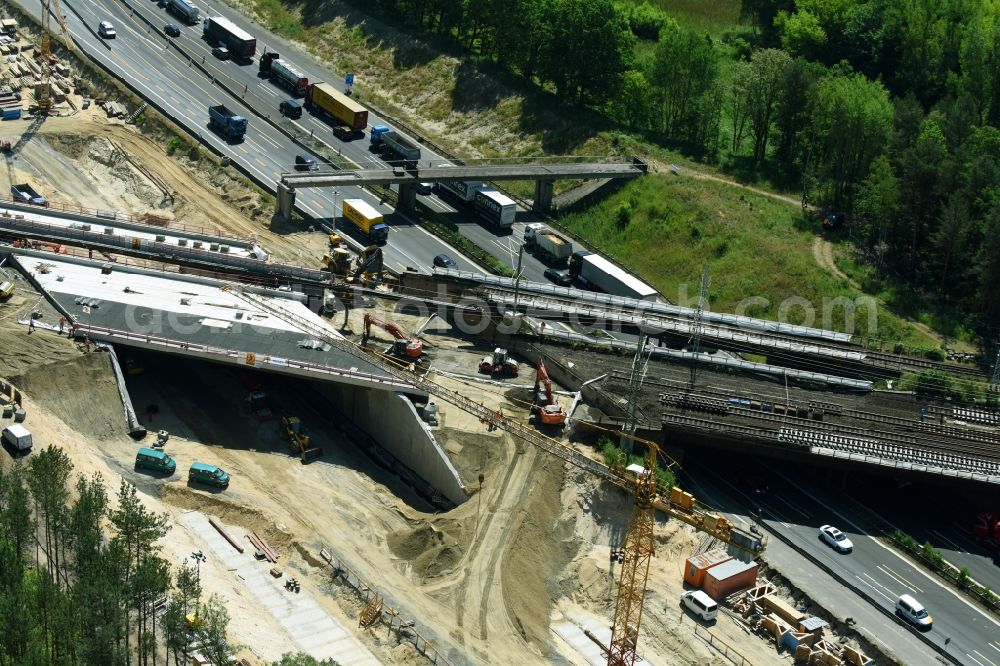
xmin=0 ymin=295 xmax=796 ymax=666
xmin=0 ymin=110 xmax=330 ymax=266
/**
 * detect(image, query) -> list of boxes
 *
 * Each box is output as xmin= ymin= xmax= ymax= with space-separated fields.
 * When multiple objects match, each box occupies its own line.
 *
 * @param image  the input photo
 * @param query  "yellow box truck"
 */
xmin=342 ymin=199 xmax=388 ymax=243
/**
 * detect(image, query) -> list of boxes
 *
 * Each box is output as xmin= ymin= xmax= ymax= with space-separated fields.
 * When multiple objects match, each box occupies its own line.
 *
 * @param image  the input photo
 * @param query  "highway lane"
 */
xmin=20 ymin=0 xmax=481 ymax=275
xmin=99 ymin=0 xmax=580 ymax=287
xmin=687 ymin=456 xmax=1000 ymax=666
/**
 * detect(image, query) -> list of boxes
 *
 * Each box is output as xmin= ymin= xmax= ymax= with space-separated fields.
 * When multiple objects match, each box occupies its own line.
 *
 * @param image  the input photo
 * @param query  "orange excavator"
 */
xmin=533 ymin=359 xmax=567 ymax=426
xmin=362 ymin=313 xmax=423 ymax=359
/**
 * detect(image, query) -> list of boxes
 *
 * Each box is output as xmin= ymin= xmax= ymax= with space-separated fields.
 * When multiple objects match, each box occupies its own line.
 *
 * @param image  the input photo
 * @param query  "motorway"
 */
xmin=19 ymin=0 xmax=568 ymax=283
xmin=684 ymin=454 xmax=1000 ymax=666
xmin=18 ymin=0 xmax=485 ymax=275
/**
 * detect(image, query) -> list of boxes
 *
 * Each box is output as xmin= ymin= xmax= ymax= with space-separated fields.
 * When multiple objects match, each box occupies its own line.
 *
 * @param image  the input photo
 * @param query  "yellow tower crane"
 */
xmin=218 ymin=284 xmax=766 ymax=661
xmin=38 ymin=0 xmax=75 ymax=114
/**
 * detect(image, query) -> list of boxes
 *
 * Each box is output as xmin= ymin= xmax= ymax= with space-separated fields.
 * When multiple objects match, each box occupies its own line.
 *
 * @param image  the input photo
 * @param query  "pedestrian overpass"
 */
xmin=274 ymin=158 xmax=648 ymax=221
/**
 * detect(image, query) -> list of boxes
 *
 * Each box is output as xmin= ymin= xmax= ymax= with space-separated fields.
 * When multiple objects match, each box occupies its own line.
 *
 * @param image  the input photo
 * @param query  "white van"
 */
xmin=681 ymin=589 xmax=718 ymax=621
xmin=2 ymin=424 xmax=33 ymax=453
xmin=895 ymin=593 xmax=933 ymax=629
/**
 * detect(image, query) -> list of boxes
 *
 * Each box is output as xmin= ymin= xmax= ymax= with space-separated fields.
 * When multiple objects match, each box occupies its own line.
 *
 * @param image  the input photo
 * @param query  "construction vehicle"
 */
xmin=532 ymin=359 xmax=567 ymax=426
xmin=0 ymin=280 xmax=15 ymax=298
xmin=350 ymin=244 xmax=384 ymax=284
xmin=221 ymin=283 xmax=766 ymax=665
xmin=369 ymin=125 xmax=421 ymax=169
xmin=246 ymin=390 xmax=273 ymax=421
xmin=208 ymin=104 xmax=247 ymax=142
xmin=479 ymin=348 xmax=519 ymax=377
xmin=973 ymin=512 xmax=1000 ymax=553
xmin=362 ymin=313 xmax=422 ymax=359
xmin=11 ymin=183 xmax=47 ymax=206
xmin=524 ymin=223 xmax=572 ymax=265
xmin=321 ymin=248 xmax=352 ymax=274
xmin=280 ymin=415 xmax=323 ymax=462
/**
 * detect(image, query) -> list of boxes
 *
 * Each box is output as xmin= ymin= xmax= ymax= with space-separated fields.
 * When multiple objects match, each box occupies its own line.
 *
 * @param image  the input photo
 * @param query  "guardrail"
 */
xmin=692 ymin=624 xmax=756 ymax=666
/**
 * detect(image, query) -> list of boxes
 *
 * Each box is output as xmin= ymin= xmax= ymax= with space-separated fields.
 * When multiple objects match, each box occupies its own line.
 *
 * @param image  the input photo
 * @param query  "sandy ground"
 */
xmin=1 ymin=110 xmax=330 ymax=266
xmin=0 ymin=113 xmax=818 ymax=665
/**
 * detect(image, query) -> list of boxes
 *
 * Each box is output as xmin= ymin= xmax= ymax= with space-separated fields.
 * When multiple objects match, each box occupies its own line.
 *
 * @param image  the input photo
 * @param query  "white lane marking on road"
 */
xmin=770 ymin=492 xmax=811 ymax=520
xmin=973 ymin=649 xmax=998 ymax=666
xmin=879 ymin=564 xmax=923 ymax=593
xmin=772 ymin=466 xmax=1000 ymax=630
xmin=877 ymin=565 xmax=922 ymax=594
xmin=855 ymin=574 xmax=894 ymax=602
xmin=930 ymin=529 xmax=967 ymax=554
xmin=991 ymin=641 xmax=1000 ymax=653
xmin=967 ymin=653 xmax=987 ymax=666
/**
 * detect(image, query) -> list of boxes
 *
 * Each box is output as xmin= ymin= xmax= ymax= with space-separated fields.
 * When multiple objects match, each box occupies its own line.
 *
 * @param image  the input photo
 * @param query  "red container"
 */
xmin=703 ymin=559 xmax=758 ymax=601
xmin=683 ymin=549 xmax=733 ymax=589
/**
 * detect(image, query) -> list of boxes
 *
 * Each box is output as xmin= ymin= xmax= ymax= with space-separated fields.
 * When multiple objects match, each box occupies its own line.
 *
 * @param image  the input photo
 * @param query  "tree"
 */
xmin=612 ymin=69 xmax=650 ymax=128
xmin=540 ymin=0 xmax=635 ymax=106
xmin=195 ymin=594 xmax=234 ymax=666
xmin=729 ymin=60 xmax=752 ymax=154
xmin=650 ymin=23 xmax=721 ymax=146
xmin=805 ymin=72 xmax=894 ymax=206
xmin=739 ymin=0 xmax=793 ymax=41
xmin=775 ymin=9 xmax=827 ymax=60
xmin=931 ymin=194 xmax=971 ymax=292
xmin=773 ymin=57 xmax=822 ymax=165
xmin=745 ymin=49 xmax=792 ymax=162
xmin=854 ymin=154 xmax=900 ymax=256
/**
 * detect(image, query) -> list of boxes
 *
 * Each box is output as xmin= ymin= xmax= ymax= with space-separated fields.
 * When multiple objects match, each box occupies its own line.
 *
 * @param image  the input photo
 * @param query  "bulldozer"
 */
xmin=321 ymin=248 xmax=352 ymax=275
xmin=280 ymin=415 xmax=323 ymax=463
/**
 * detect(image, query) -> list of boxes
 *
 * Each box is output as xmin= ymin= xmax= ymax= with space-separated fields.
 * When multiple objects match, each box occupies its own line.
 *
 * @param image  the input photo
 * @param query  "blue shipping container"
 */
xmin=3 ymin=108 xmax=22 ymax=120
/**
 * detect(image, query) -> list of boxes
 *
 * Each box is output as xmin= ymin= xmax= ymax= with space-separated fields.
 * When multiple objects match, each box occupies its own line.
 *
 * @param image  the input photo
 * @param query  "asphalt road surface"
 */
xmin=21 ymin=0 xmax=485 ymax=275
xmin=685 ymin=455 xmax=1000 ymax=666
xmin=32 ymin=0 xmax=579 ymax=286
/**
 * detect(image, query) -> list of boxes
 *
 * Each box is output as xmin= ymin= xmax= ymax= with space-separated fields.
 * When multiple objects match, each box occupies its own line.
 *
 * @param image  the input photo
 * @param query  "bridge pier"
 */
xmin=533 ymin=178 xmax=554 ymax=213
xmin=397 ymin=183 xmax=417 ymax=213
xmin=276 ymin=182 xmax=296 ymax=222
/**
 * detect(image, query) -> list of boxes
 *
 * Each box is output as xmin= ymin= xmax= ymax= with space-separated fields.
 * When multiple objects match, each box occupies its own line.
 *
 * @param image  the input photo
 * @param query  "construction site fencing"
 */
xmin=318 ymin=548 xmax=456 ymax=666
xmin=692 ymin=624 xmax=756 ymax=666
xmin=0 ymin=196 xmax=249 ymax=240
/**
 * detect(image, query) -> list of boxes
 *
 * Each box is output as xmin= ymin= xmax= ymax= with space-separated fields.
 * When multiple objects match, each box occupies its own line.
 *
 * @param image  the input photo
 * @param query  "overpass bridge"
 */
xmin=275 ymin=158 xmax=649 ymax=221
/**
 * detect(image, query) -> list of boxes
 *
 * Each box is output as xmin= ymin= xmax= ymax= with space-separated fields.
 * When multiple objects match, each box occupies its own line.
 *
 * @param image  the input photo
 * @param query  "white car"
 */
xmin=98 ymin=21 xmax=116 ymax=38
xmin=819 ymin=524 xmax=853 ymax=553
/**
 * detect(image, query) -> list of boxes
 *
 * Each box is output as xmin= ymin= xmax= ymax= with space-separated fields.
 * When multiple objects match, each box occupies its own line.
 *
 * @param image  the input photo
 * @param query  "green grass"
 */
xmin=556 ymin=174 xmax=934 ymax=345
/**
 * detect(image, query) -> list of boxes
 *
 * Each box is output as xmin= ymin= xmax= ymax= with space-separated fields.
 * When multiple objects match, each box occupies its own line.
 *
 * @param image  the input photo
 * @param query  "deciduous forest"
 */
xmin=357 ymin=0 xmax=1000 ymax=338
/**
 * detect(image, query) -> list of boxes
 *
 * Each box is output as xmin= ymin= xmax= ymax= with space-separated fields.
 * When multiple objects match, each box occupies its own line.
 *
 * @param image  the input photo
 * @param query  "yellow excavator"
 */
xmin=280 ymin=415 xmax=323 ymax=463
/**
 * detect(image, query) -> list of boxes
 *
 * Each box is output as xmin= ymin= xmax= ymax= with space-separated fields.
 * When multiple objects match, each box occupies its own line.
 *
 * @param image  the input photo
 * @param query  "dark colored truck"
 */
xmin=305 ymin=82 xmax=367 ymax=140
xmin=202 ymin=16 xmax=255 ymax=59
xmin=369 ymin=125 xmax=421 ymax=169
xmin=208 ymin=104 xmax=247 ymax=142
xmin=259 ymin=53 xmax=309 ymax=97
xmin=10 ymin=183 xmax=47 ymax=206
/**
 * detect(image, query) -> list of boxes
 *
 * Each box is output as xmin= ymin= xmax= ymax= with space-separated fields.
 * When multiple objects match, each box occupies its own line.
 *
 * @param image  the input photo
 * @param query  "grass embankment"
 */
xmin=557 ymin=174 xmax=935 ymax=347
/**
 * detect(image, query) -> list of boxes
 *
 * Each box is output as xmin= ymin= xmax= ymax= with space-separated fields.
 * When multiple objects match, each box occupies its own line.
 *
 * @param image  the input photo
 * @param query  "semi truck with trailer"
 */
xmin=208 ymin=104 xmax=247 ymax=142
xmin=342 ymin=199 xmax=388 ymax=244
xmin=569 ymin=250 xmax=658 ymax=301
xmin=259 ymin=53 xmax=309 ymax=96
xmin=202 ymin=16 xmax=255 ymax=59
xmin=10 ymin=183 xmax=47 ymax=206
xmin=305 ymin=82 xmax=367 ymax=140
xmin=369 ymin=125 xmax=421 ymax=169
xmin=523 ymin=223 xmax=572 ymax=264
xmin=166 ymin=0 xmax=200 ymax=24
xmin=436 ymin=179 xmax=483 ymax=204
xmin=473 ymin=188 xmax=515 ymax=229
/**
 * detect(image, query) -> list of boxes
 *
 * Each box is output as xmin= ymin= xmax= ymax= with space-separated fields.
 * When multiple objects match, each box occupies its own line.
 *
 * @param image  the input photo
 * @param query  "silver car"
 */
xmin=819 ymin=524 xmax=853 ymax=553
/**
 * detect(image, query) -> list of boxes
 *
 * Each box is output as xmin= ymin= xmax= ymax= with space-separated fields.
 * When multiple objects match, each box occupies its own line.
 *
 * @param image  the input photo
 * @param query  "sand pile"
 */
xmin=388 ymin=523 xmax=463 ymax=579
